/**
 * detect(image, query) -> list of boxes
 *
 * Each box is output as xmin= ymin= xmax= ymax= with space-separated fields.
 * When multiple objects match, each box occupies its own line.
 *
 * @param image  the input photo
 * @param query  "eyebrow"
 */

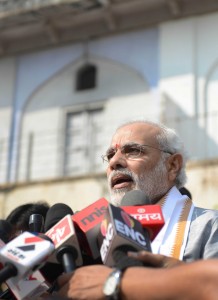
xmin=105 ymin=146 xmax=116 ymax=155
xmin=106 ymin=142 xmax=139 ymax=154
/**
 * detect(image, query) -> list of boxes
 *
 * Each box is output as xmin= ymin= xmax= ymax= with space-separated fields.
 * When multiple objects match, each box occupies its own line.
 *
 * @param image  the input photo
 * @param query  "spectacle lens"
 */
xmin=101 ymin=143 xmax=172 ymax=163
xmin=123 ymin=144 xmax=142 ymax=159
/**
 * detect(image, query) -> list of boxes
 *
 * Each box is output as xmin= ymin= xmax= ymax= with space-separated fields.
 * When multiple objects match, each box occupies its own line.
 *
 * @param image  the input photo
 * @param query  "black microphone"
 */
xmin=121 ymin=190 xmax=151 ymax=206
xmin=0 ymin=264 xmax=17 ymax=285
xmin=0 ymin=231 xmax=54 ymax=300
xmin=98 ymin=204 xmax=151 ymax=269
xmin=29 ymin=214 xmax=44 ymax=233
xmin=0 ymin=232 xmax=53 ymax=300
xmin=45 ymin=203 xmax=82 ymax=273
xmin=0 ymin=289 xmax=16 ymax=300
xmin=44 ymin=203 xmax=73 ymax=231
xmin=39 ymin=204 xmax=74 ymax=284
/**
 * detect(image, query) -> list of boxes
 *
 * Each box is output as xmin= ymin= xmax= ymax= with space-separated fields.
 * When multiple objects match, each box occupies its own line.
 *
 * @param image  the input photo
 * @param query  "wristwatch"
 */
xmin=103 ymin=269 xmax=123 ymax=300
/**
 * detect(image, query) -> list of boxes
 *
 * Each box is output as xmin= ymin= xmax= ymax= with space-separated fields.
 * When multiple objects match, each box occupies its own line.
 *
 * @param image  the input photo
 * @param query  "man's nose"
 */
xmin=108 ymin=149 xmax=127 ymax=169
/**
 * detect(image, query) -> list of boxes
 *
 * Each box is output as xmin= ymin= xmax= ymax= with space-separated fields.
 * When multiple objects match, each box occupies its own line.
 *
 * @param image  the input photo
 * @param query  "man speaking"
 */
xmin=55 ymin=120 xmax=218 ymax=299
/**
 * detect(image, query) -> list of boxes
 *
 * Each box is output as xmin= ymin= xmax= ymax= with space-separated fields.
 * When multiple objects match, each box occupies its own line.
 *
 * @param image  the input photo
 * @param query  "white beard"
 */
xmin=108 ymin=157 xmax=169 ymax=206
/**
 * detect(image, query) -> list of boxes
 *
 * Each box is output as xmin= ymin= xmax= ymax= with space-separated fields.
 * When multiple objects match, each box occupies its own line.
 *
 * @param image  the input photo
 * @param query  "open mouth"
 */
xmin=111 ymin=174 xmax=133 ymax=189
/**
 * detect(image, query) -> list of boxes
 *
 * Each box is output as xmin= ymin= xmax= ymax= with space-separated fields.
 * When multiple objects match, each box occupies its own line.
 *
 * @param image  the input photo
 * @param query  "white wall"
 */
xmin=0 ymin=57 xmax=16 ymax=136
xmin=0 ymin=57 xmax=16 ymax=182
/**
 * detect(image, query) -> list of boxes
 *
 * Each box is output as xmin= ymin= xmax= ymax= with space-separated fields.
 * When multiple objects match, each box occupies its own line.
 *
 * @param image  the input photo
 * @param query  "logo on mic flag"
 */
xmin=46 ymin=215 xmax=74 ymax=247
xmin=99 ymin=204 xmax=152 ymax=266
xmin=16 ymin=236 xmax=45 ymax=252
xmin=100 ymin=219 xmax=108 ymax=237
xmin=100 ymin=211 xmax=135 ymax=237
xmin=122 ymin=204 xmax=165 ymax=240
xmin=120 ymin=211 xmax=135 ymax=228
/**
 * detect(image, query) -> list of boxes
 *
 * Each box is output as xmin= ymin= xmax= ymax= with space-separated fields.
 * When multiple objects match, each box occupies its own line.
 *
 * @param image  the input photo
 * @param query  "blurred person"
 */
xmin=6 ymin=201 xmax=50 ymax=238
xmin=0 ymin=220 xmax=13 ymax=243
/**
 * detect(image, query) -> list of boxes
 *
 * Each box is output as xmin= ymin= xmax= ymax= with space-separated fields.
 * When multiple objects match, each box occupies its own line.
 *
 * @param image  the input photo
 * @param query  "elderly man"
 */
xmin=102 ymin=120 xmax=218 ymax=260
xmin=56 ymin=120 xmax=218 ymax=299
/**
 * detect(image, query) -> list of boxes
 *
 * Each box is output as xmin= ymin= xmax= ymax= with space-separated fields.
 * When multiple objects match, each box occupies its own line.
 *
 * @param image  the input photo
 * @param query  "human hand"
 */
xmin=57 ymin=265 xmax=113 ymax=300
xmin=127 ymin=250 xmax=185 ymax=268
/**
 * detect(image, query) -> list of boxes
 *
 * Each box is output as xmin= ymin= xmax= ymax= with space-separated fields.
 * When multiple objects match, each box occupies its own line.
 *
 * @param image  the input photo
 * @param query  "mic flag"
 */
xmin=98 ymin=204 xmax=151 ymax=267
xmin=0 ymin=231 xmax=54 ymax=285
xmin=46 ymin=214 xmax=83 ymax=270
xmin=121 ymin=205 xmax=164 ymax=241
xmin=121 ymin=190 xmax=165 ymax=240
xmin=72 ymin=198 xmax=108 ymax=259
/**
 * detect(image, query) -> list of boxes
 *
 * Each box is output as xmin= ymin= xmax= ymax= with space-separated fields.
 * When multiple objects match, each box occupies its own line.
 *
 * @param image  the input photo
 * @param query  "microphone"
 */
xmin=122 ymin=190 xmax=151 ymax=206
xmin=121 ymin=190 xmax=165 ymax=240
xmin=0 ymin=289 xmax=15 ymax=300
xmin=0 ymin=231 xmax=54 ymax=284
xmin=98 ymin=204 xmax=151 ymax=268
xmin=44 ymin=203 xmax=73 ymax=230
xmin=4 ymin=270 xmax=51 ymax=300
xmin=72 ymin=198 xmax=108 ymax=260
xmin=27 ymin=212 xmax=62 ymax=296
xmin=0 ymin=238 xmax=50 ymax=300
xmin=29 ymin=214 xmax=44 ymax=233
xmin=45 ymin=203 xmax=83 ymax=273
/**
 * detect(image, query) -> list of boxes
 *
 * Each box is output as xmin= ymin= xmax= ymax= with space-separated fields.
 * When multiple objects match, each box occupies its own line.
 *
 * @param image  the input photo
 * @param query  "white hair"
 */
xmin=117 ymin=119 xmax=189 ymax=188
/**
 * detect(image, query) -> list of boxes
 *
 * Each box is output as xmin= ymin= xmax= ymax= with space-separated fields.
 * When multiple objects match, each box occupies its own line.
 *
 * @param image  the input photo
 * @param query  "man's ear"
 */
xmin=166 ymin=153 xmax=183 ymax=182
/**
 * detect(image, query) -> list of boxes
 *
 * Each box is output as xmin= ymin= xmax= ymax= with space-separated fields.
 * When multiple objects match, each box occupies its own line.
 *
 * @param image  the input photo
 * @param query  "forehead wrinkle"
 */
xmin=114 ymin=123 xmax=161 ymax=148
xmin=111 ymin=128 xmax=135 ymax=148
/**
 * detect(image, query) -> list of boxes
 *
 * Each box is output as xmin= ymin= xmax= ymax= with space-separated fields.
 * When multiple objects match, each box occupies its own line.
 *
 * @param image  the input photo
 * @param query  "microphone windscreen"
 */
xmin=29 ymin=214 xmax=44 ymax=232
xmin=121 ymin=190 xmax=151 ymax=206
xmin=44 ymin=203 xmax=73 ymax=231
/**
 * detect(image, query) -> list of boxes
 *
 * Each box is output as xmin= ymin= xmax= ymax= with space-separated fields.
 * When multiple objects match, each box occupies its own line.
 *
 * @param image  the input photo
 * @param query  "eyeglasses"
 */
xmin=101 ymin=143 xmax=173 ymax=163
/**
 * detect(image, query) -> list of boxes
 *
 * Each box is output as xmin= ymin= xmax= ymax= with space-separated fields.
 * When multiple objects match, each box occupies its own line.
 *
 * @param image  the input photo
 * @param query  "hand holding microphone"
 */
xmin=127 ymin=250 xmax=185 ymax=268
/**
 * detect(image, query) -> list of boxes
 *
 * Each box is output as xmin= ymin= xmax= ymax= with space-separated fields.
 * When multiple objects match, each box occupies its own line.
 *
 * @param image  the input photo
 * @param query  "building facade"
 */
xmin=0 ymin=0 xmax=218 ymax=217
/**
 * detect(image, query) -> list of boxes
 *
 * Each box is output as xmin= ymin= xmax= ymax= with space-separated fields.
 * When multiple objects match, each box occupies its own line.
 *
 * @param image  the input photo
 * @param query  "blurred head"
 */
xmin=6 ymin=201 xmax=50 ymax=237
xmin=103 ymin=120 xmax=188 ymax=206
xmin=0 ymin=220 xmax=13 ymax=243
